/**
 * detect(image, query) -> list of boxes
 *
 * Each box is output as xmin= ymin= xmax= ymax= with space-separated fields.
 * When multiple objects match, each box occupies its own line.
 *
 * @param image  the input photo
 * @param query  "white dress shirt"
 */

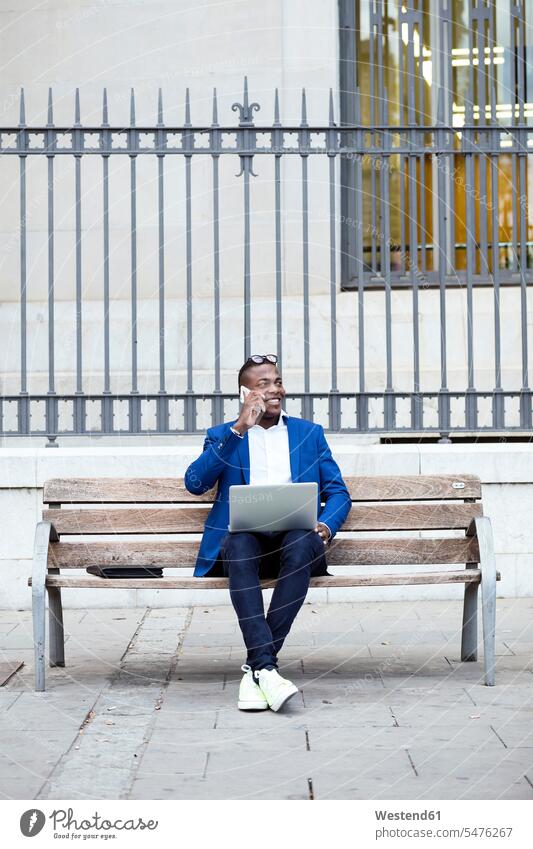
xmin=230 ymin=411 xmax=291 ymax=484
xmin=248 ymin=410 xmax=292 ymax=485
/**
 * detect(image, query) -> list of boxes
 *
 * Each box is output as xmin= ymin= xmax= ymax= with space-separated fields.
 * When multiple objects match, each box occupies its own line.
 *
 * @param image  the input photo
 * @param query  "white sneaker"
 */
xmin=254 ymin=668 xmax=299 ymax=712
xmin=238 ymin=664 xmax=269 ymax=711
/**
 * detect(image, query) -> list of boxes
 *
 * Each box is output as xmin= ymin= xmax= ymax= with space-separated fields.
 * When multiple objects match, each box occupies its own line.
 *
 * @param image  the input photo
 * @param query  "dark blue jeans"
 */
xmin=218 ymin=528 xmax=329 ymax=672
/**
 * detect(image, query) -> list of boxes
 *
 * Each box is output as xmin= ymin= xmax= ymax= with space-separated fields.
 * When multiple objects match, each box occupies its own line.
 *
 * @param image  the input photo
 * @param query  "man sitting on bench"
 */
xmin=184 ymin=354 xmax=351 ymax=712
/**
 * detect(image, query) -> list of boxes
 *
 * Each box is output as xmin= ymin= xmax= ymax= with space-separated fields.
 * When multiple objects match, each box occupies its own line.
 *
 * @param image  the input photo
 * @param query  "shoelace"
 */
xmin=241 ymin=664 xmax=252 ymax=674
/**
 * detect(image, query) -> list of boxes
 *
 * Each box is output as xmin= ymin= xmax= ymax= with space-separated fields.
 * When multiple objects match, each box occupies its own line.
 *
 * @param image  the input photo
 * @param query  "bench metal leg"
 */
xmin=474 ymin=516 xmax=497 ymax=686
xmin=461 ymin=566 xmax=478 ymax=662
xmin=32 ymin=522 xmax=53 ymax=692
xmin=48 ymin=572 xmax=65 ymax=668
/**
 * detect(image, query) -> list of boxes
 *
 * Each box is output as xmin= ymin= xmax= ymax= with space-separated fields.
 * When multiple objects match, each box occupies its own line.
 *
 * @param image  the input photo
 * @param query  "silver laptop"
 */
xmin=228 ymin=482 xmax=318 ymax=533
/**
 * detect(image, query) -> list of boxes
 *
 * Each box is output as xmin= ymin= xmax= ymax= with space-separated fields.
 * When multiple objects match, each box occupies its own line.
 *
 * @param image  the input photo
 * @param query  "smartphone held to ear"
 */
xmin=239 ymin=384 xmax=264 ymax=423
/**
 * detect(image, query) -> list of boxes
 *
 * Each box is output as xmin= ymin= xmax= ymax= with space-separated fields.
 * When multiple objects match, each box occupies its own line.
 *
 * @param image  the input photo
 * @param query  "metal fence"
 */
xmin=338 ymin=0 xmax=533 ymax=435
xmin=0 ymin=67 xmax=532 ymax=442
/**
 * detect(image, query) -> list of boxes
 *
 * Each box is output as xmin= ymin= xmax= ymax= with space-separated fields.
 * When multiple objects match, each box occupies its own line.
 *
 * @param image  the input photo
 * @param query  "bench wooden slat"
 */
xmin=42 ymin=474 xmax=482 ymax=504
xmin=43 ymin=478 xmax=217 ymax=504
xmin=49 ymin=541 xmax=199 ymax=568
xmin=48 ymin=536 xmax=480 ymax=568
xmin=43 ymin=502 xmax=482 ymax=535
xmin=345 ymin=474 xmax=481 ymax=501
xmin=30 ymin=569 xmax=484 ymax=590
xmin=343 ymin=502 xmax=482 ymax=531
xmin=43 ymin=507 xmax=210 ymax=534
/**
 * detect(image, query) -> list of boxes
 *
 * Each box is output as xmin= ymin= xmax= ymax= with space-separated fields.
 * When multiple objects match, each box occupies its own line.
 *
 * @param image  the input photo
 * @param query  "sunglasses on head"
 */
xmin=246 ymin=354 xmax=278 ymax=365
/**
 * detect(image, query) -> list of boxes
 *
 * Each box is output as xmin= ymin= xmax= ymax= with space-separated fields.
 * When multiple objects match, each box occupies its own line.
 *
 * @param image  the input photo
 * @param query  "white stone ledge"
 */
xmin=2 ymin=441 xmax=533 ymax=487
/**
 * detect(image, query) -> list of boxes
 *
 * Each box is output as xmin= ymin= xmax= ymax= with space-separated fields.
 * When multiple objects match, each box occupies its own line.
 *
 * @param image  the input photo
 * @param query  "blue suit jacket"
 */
xmin=184 ymin=415 xmax=352 ymax=576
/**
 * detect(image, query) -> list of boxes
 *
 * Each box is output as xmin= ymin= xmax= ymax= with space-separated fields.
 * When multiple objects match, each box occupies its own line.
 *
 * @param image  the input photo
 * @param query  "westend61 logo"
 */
xmin=20 ymin=808 xmax=159 ymax=839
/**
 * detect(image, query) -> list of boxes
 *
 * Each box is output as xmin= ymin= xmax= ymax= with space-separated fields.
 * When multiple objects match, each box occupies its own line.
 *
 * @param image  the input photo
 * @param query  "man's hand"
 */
xmin=233 ymin=390 xmax=266 ymax=434
xmin=314 ymin=522 xmax=331 ymax=547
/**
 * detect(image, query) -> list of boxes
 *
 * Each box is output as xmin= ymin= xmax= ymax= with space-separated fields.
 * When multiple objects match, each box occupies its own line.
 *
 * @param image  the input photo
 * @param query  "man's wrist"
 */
xmin=321 ymin=522 xmax=332 ymax=541
xmin=230 ymin=424 xmax=246 ymax=438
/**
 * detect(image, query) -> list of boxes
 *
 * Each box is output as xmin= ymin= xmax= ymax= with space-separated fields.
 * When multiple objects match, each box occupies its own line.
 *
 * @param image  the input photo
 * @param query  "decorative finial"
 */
xmin=102 ymin=88 xmax=109 ymax=126
xmin=47 ymin=87 xmax=54 ymax=126
xmin=185 ymin=87 xmax=191 ymax=126
xmin=130 ymin=87 xmax=136 ymax=126
xmin=231 ymin=76 xmax=260 ymax=125
xmin=274 ymin=88 xmax=280 ymax=125
xmin=300 ymin=88 xmax=308 ymax=126
xmin=74 ymin=87 xmax=81 ymax=126
xmin=19 ymin=88 xmax=25 ymax=126
xmin=212 ymin=87 xmax=219 ymax=126
xmin=157 ymin=87 xmax=164 ymax=126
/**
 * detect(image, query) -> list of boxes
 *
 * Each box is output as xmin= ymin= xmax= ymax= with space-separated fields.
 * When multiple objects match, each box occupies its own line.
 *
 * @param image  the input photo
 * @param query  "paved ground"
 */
xmin=1 ymin=598 xmax=533 ymax=800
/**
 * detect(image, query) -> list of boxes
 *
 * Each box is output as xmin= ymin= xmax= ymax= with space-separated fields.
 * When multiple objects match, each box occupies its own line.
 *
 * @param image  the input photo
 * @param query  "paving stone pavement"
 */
xmin=0 ymin=598 xmax=532 ymax=800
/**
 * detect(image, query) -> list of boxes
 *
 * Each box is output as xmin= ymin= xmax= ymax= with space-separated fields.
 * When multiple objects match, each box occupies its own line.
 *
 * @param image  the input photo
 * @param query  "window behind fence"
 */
xmin=339 ymin=0 xmax=532 ymax=287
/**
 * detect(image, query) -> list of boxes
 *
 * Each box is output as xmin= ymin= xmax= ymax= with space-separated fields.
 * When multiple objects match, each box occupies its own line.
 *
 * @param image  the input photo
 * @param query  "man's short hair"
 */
xmin=237 ymin=359 xmax=279 ymax=387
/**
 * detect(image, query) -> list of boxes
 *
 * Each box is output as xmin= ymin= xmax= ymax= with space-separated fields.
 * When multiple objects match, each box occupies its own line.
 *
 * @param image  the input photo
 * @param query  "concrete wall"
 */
xmin=2 ymin=439 xmax=532 ymax=610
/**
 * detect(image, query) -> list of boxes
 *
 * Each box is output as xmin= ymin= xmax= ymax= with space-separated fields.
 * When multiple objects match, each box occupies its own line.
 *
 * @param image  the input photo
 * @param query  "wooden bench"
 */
xmin=30 ymin=474 xmax=500 ymax=691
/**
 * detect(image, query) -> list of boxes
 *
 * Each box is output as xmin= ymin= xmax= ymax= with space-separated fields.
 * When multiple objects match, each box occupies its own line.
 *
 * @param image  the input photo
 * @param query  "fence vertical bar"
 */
xmin=101 ymin=88 xmax=113 ymax=435
xmin=328 ymin=89 xmax=340 ymax=430
xmin=156 ymin=88 xmax=169 ymax=433
xmin=515 ymin=1 xmax=531 ymax=428
xmin=509 ymin=3 xmax=519 ymax=275
xmin=128 ymin=88 xmax=141 ymax=433
xmin=232 ymin=78 xmax=259 ymax=365
xmin=354 ymin=87 xmax=367 ymax=431
xmin=491 ymin=133 xmax=503 ymax=428
xmin=376 ymin=0 xmax=384 ymax=277
xmin=464 ymin=15 xmax=477 ymax=431
xmin=211 ymin=88 xmax=224 ymax=425
xmin=438 ymin=0 xmax=455 ymax=276
xmin=73 ymin=88 xmax=85 ymax=434
xmin=243 ymin=154 xmax=251 ymax=361
xmin=369 ymin=3 xmax=377 ymax=273
xmin=518 ymin=148 xmax=529 ymax=398
xmin=399 ymin=4 xmax=406 ymax=276
xmin=300 ymin=89 xmax=312 ymax=422
xmin=184 ymin=88 xmax=195 ymax=432
xmin=417 ymin=7 xmax=427 ymax=275
xmin=486 ymin=7 xmax=504 ymax=430
xmin=476 ymin=3 xmax=489 ymax=286
xmin=399 ymin=151 xmax=407 ymax=275
xmin=436 ymin=86 xmax=450 ymax=439
xmin=273 ymin=89 xmax=283 ymax=374
xmin=408 ymin=73 xmax=422 ymax=429
xmin=339 ymin=0 xmax=356 ymax=286
xmin=419 ymin=153 xmax=427 ymax=274
xmin=405 ymin=3 xmax=422 ymax=431
xmin=18 ymin=89 xmax=29 ymax=435
xmin=382 ymin=91 xmax=395 ymax=432
xmin=45 ymin=88 xmax=58 ymax=446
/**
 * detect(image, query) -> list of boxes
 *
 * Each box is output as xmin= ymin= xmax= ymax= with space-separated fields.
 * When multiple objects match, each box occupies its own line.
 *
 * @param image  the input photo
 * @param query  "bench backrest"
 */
xmin=42 ymin=475 xmax=482 ymax=569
